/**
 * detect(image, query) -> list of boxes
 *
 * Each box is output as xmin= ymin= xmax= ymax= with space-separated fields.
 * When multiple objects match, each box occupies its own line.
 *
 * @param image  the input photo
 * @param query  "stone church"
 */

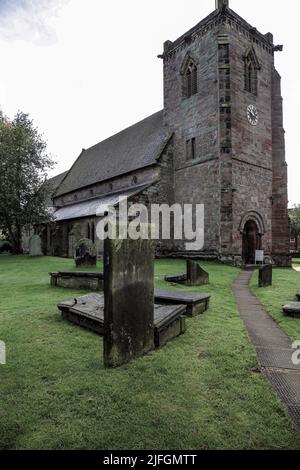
xmin=44 ymin=0 xmax=290 ymax=266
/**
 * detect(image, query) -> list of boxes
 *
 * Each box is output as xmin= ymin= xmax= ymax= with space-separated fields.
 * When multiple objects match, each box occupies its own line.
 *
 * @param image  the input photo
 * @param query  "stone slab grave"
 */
xmin=258 ymin=264 xmax=272 ymax=288
xmin=58 ymin=293 xmax=186 ymax=347
xmin=154 ymin=289 xmax=210 ymax=317
xmin=74 ymin=238 xmax=97 ymax=267
xmin=58 ymin=287 xmax=210 ymax=333
xmin=50 ymin=271 xmax=104 ymax=291
xmin=165 ymin=260 xmax=209 ymax=286
xmin=283 ymin=302 xmax=300 ymax=319
xmin=29 ymin=234 xmax=43 ymax=257
xmin=52 ymin=271 xmax=210 ymax=316
xmin=58 ymin=286 xmax=211 ymax=320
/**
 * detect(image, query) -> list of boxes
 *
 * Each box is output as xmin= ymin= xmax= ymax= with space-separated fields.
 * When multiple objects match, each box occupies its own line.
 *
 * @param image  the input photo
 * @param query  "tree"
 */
xmin=0 ymin=111 xmax=55 ymax=254
xmin=289 ymin=205 xmax=300 ymax=252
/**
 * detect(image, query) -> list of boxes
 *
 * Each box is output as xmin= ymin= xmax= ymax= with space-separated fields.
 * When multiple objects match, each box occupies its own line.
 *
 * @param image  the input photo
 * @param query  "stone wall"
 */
xmin=231 ymin=160 xmax=272 ymax=255
xmin=271 ymin=69 xmax=290 ymax=266
xmin=161 ymin=10 xmax=289 ymax=264
xmin=163 ymin=27 xmax=221 ymax=254
xmin=228 ymin=22 xmax=274 ymax=261
xmin=53 ymin=166 xmax=159 ymax=208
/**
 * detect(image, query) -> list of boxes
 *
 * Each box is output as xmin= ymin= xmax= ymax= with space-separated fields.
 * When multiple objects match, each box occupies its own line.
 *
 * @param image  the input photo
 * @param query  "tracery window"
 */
xmin=244 ymin=48 xmax=260 ymax=95
xmin=181 ymin=55 xmax=198 ymax=98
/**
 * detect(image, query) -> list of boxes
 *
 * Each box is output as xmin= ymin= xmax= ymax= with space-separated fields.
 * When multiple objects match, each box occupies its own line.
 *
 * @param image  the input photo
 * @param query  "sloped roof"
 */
xmin=53 ymin=183 xmax=152 ymax=222
xmin=55 ymin=110 xmax=167 ymax=197
xmin=45 ymin=171 xmax=68 ymax=206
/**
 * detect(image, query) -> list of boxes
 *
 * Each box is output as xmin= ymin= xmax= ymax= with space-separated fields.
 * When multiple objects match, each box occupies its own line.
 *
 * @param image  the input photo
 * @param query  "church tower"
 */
xmin=162 ymin=0 xmax=290 ymax=265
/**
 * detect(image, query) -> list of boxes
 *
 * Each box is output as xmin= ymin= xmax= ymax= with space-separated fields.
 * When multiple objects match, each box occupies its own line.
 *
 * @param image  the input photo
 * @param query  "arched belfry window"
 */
xmin=185 ymin=62 xmax=198 ymax=97
xmin=244 ymin=47 xmax=260 ymax=95
xmin=181 ymin=54 xmax=198 ymax=98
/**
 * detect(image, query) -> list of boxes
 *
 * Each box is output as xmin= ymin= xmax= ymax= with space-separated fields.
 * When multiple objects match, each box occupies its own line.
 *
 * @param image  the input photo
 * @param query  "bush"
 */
xmin=0 ymin=240 xmax=12 ymax=254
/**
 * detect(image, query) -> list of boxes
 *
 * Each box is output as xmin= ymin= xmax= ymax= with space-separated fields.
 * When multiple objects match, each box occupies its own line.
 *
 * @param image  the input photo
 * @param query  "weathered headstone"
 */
xmin=103 ymin=230 xmax=155 ymax=368
xmin=297 ymin=291 xmax=300 ymax=301
xmin=74 ymin=238 xmax=97 ymax=267
xmin=165 ymin=260 xmax=209 ymax=286
xmin=259 ymin=264 xmax=272 ymax=288
xmin=186 ymin=260 xmax=209 ymax=286
xmin=29 ymin=234 xmax=43 ymax=257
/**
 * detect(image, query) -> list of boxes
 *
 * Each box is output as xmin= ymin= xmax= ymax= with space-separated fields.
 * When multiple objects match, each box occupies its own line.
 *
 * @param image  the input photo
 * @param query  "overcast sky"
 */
xmin=0 ymin=0 xmax=299 ymax=205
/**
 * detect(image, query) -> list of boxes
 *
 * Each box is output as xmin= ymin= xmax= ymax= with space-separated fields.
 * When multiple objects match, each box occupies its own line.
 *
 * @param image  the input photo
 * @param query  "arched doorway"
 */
xmin=242 ymin=220 xmax=262 ymax=264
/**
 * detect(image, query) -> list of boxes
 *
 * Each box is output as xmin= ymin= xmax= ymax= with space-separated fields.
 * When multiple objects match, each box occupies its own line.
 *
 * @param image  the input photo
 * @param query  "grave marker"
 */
xmin=103 ymin=228 xmax=155 ymax=368
xmin=74 ymin=238 xmax=97 ymax=267
xmin=29 ymin=234 xmax=43 ymax=257
xmin=259 ymin=264 xmax=272 ymax=288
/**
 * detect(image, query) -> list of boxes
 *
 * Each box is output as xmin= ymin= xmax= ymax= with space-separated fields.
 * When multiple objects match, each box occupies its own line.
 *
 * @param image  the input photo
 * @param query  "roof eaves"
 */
xmin=53 ymin=149 xmax=86 ymax=198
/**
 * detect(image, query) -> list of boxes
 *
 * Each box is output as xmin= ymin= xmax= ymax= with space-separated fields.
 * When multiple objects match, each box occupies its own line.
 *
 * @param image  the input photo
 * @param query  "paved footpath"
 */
xmin=233 ymin=270 xmax=300 ymax=435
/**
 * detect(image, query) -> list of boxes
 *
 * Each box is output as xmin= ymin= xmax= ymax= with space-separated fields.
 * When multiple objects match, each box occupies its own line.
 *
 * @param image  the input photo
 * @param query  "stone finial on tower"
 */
xmin=216 ymin=0 xmax=229 ymax=9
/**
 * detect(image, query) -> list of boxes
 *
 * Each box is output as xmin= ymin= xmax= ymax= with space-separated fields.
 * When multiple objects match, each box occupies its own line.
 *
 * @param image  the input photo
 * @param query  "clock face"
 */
xmin=247 ymin=105 xmax=258 ymax=126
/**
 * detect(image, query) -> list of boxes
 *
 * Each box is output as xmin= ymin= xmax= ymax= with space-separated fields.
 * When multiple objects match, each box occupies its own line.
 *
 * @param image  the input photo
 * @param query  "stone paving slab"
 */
xmin=246 ymin=331 xmax=291 ymax=349
xmin=233 ymin=270 xmax=300 ymax=436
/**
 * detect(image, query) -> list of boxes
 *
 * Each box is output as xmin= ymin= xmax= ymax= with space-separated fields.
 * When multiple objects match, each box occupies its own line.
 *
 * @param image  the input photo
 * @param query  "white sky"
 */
xmin=0 ymin=0 xmax=299 ymax=206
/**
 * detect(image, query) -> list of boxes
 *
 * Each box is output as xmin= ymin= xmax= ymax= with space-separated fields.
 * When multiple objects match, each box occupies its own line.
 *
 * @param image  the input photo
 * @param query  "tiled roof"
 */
xmin=55 ymin=110 xmax=167 ymax=197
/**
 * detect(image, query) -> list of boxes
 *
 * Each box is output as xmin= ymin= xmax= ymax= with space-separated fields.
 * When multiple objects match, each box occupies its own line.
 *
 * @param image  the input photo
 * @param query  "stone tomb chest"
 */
xmin=154 ymin=289 xmax=210 ymax=317
xmin=50 ymin=272 xmax=104 ymax=291
xmin=283 ymin=302 xmax=300 ymax=319
xmin=58 ymin=293 xmax=186 ymax=348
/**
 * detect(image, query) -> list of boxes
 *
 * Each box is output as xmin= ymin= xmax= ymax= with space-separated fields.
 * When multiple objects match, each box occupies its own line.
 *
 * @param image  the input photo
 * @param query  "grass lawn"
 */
xmin=251 ymin=267 xmax=300 ymax=340
xmin=0 ymin=256 xmax=299 ymax=450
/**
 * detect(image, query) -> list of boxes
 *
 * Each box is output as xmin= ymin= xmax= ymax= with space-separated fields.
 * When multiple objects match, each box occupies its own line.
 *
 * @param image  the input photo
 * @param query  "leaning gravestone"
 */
xmin=186 ymin=260 xmax=209 ymax=286
xmin=29 ymin=234 xmax=43 ymax=257
xmin=165 ymin=260 xmax=209 ymax=287
xmin=74 ymin=238 xmax=97 ymax=267
xmin=259 ymin=264 xmax=272 ymax=288
xmin=103 ymin=228 xmax=155 ymax=368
